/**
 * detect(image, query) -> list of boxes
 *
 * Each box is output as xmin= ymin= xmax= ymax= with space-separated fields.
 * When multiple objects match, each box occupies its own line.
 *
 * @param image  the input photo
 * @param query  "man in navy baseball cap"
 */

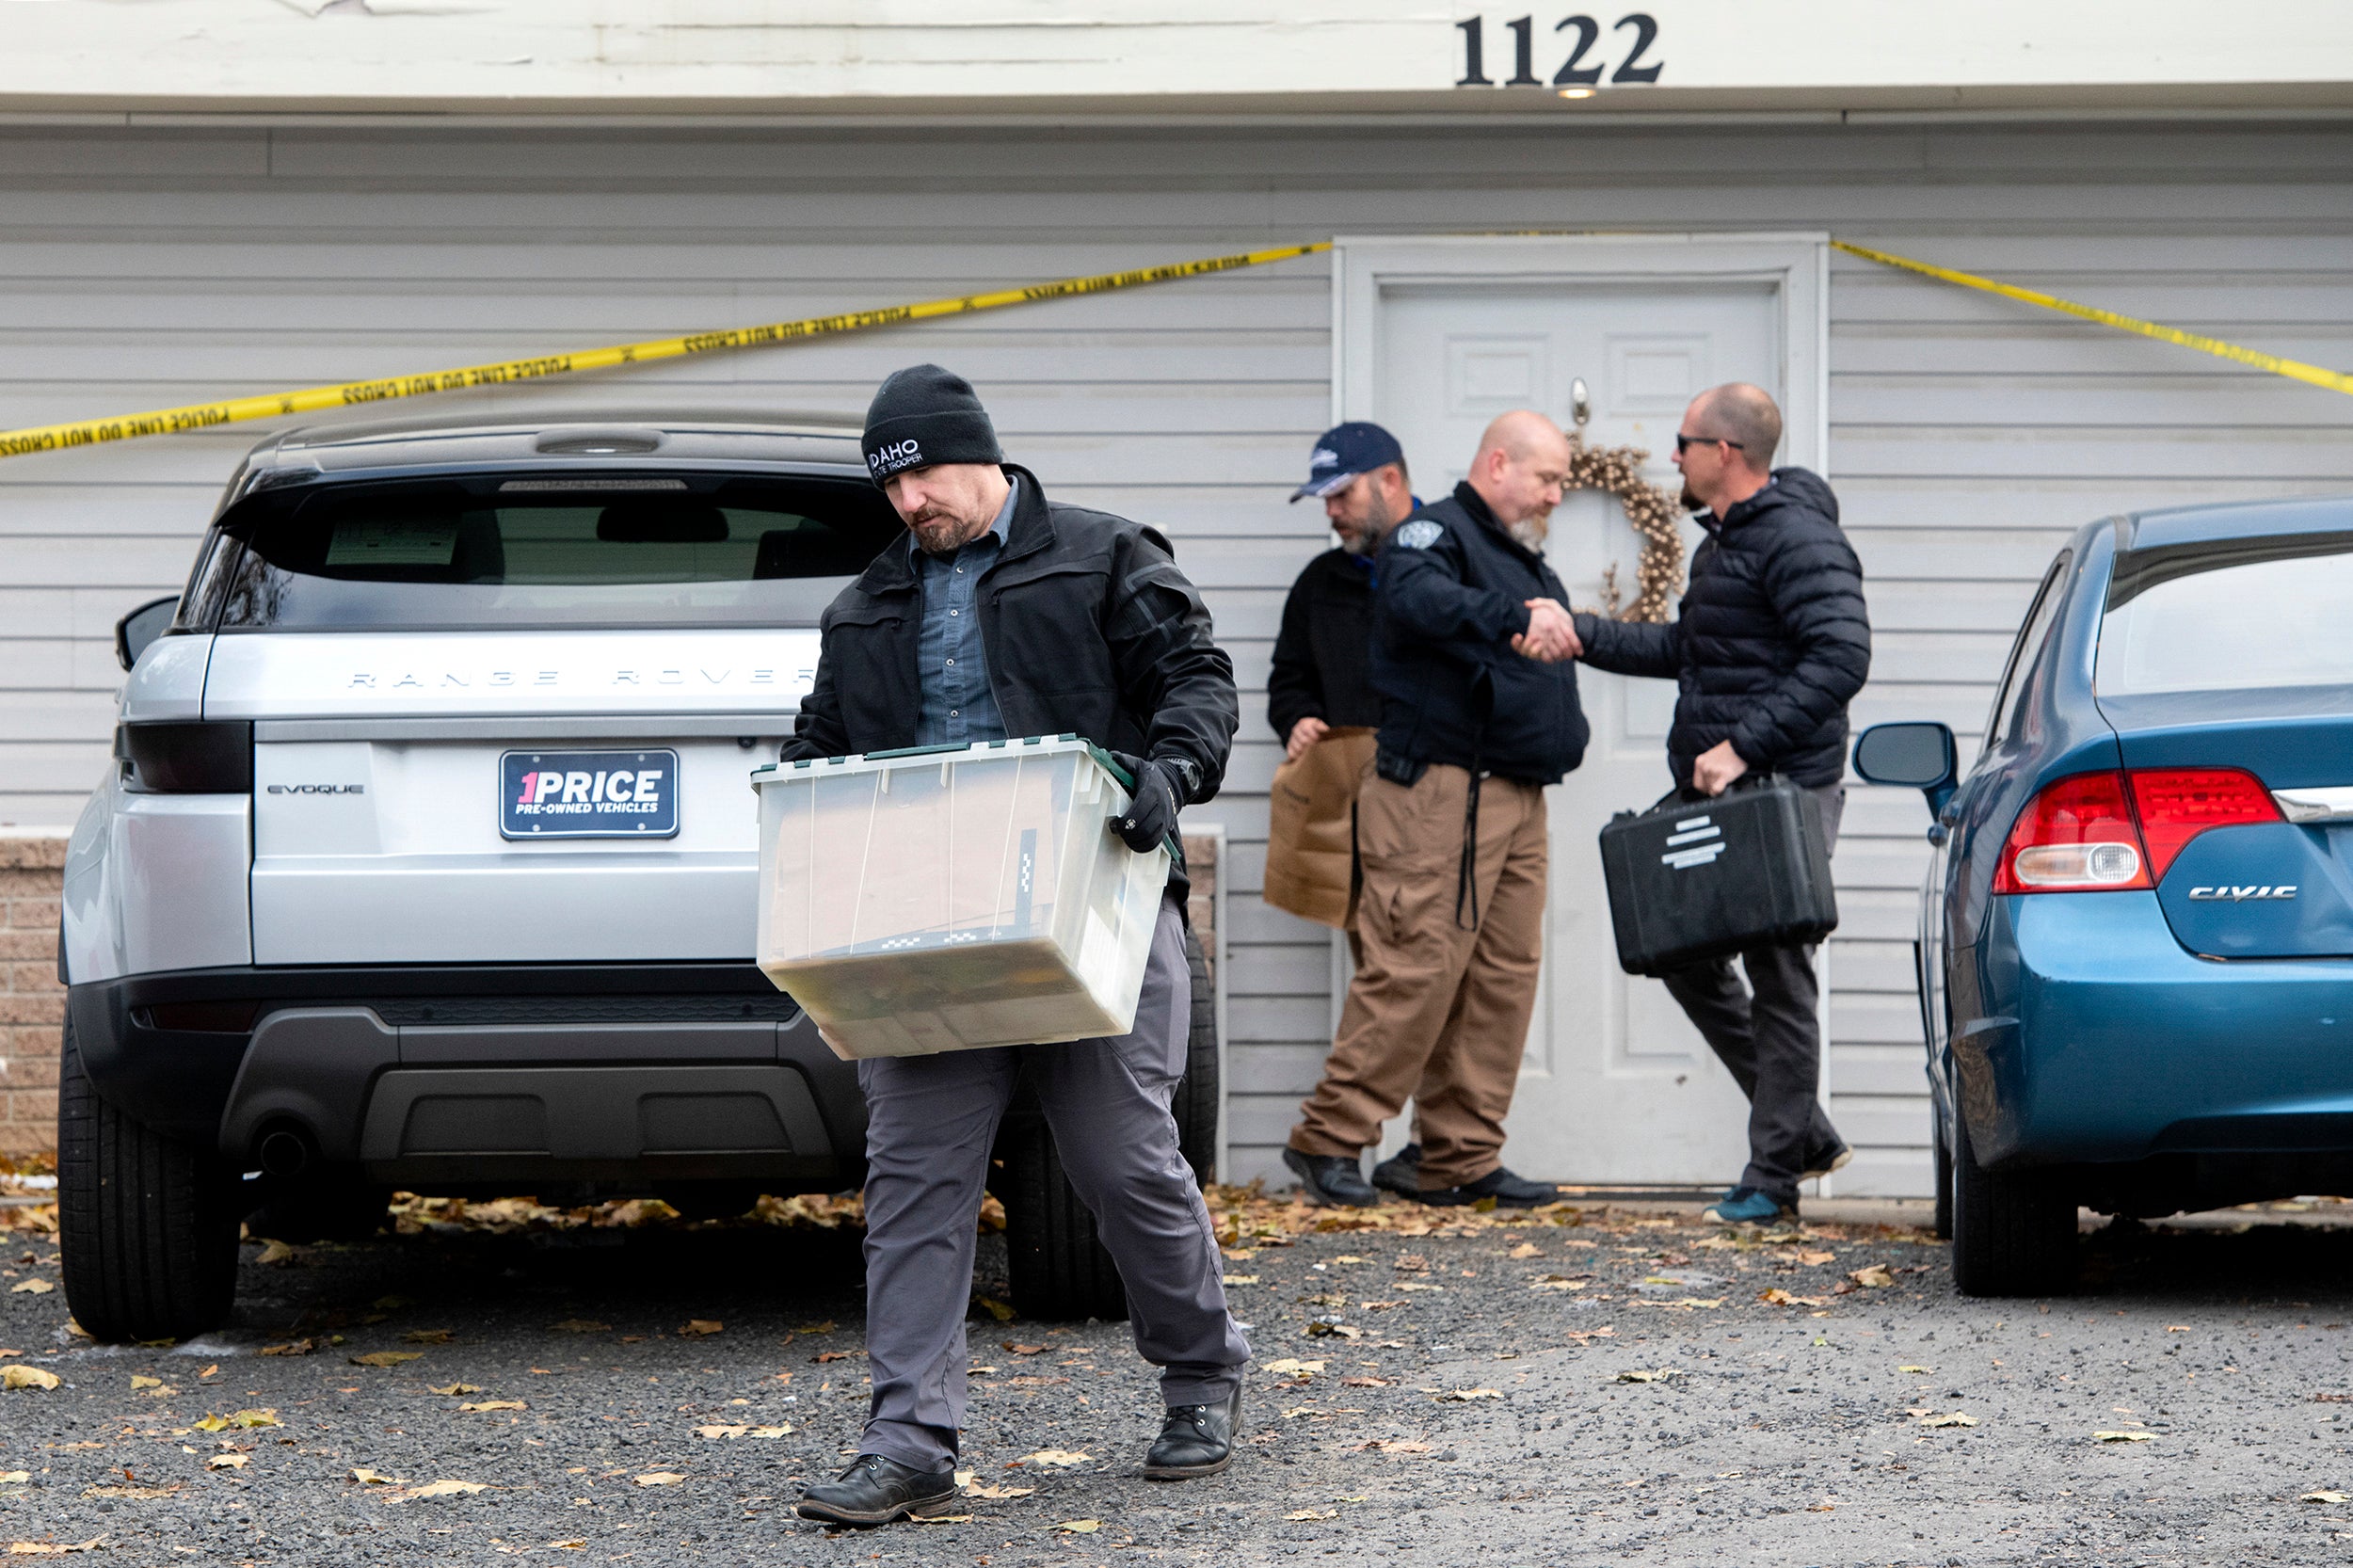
xmin=1273 ymin=423 xmax=1416 ymax=763
xmin=1290 ymin=421 xmax=1409 ymax=506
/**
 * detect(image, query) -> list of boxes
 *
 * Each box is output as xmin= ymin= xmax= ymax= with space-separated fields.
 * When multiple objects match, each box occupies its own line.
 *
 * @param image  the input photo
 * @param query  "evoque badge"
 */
xmin=2185 ymin=885 xmax=2297 ymax=902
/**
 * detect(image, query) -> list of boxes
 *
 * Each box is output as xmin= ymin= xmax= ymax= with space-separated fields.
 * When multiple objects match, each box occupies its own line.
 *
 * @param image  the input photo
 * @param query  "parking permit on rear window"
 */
xmin=501 ymin=748 xmax=679 ymax=839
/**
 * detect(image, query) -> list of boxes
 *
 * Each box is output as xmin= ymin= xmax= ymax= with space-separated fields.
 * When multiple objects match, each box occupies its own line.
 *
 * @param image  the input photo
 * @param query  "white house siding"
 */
xmin=5 ymin=120 xmax=2353 ymax=1192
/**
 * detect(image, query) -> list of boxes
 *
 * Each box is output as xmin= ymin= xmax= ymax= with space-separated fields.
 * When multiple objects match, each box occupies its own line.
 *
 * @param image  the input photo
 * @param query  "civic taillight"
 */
xmin=1993 ymin=771 xmax=2150 ymax=893
xmin=118 ymin=720 xmax=253 ymax=793
xmin=2125 ymin=767 xmax=2280 ymax=880
xmin=1993 ymin=766 xmax=2282 ymax=894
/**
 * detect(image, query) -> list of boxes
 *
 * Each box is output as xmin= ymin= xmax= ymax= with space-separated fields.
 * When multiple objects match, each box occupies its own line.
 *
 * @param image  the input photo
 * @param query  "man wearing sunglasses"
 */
xmin=1574 ymin=383 xmax=1872 ymax=1225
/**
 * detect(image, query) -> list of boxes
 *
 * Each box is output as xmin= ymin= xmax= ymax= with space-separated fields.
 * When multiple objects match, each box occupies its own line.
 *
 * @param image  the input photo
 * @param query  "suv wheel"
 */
xmin=58 ymin=1016 xmax=242 ymax=1343
xmin=1949 ymin=1107 xmax=2075 ymax=1297
xmin=1002 ymin=927 xmax=1219 ymax=1321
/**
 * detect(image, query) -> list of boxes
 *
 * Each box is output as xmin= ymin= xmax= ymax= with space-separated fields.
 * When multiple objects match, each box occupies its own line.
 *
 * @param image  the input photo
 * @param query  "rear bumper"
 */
xmin=1964 ymin=892 xmax=2353 ymax=1166
xmin=68 ymin=963 xmax=866 ymax=1188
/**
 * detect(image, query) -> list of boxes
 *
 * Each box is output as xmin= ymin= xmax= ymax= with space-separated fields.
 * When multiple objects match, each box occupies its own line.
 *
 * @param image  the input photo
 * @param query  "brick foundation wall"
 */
xmin=0 ymin=831 xmax=1215 ymax=1160
xmin=1 ymin=835 xmax=65 ymax=1160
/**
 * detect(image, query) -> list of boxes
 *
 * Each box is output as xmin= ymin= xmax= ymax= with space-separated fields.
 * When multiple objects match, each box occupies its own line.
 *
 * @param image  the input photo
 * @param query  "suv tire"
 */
xmin=1949 ymin=1107 xmax=2074 ymax=1297
xmin=1002 ymin=927 xmax=1219 ymax=1321
xmin=58 ymin=1016 xmax=242 ymax=1343
xmin=1930 ymin=1104 xmax=1955 ymax=1241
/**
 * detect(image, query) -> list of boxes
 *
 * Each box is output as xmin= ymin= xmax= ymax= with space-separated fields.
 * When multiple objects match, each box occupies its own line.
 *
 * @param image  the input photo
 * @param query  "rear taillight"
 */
xmin=118 ymin=720 xmax=253 ymax=793
xmin=1994 ymin=766 xmax=2282 ymax=894
xmin=1993 ymin=771 xmax=2150 ymax=893
xmin=2125 ymin=767 xmax=2281 ymax=880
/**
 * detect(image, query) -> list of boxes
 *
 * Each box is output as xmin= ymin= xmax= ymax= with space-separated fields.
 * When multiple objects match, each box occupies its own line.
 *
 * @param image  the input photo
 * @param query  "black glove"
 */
xmin=1110 ymin=754 xmax=1195 ymax=854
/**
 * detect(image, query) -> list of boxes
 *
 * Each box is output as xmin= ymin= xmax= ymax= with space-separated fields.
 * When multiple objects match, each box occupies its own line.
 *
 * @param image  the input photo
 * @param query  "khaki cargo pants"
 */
xmin=1289 ymin=763 xmax=1547 ymax=1191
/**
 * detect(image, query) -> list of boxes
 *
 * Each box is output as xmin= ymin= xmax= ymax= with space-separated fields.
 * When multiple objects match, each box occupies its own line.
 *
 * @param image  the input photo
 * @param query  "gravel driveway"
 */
xmin=3 ymin=1191 xmax=2351 ymax=1565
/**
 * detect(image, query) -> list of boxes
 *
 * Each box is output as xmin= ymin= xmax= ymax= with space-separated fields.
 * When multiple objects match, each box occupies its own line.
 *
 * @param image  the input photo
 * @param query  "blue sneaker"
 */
xmin=1702 ymin=1186 xmax=1791 ymax=1224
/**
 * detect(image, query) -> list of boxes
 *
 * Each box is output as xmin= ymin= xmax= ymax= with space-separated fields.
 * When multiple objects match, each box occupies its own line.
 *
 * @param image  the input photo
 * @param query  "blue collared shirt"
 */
xmin=911 ymin=477 xmax=1016 ymax=746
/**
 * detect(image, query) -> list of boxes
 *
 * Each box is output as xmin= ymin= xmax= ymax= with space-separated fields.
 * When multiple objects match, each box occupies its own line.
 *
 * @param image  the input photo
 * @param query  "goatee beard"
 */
xmin=1678 ymin=483 xmax=1705 ymax=515
xmin=1507 ymin=518 xmax=1547 ymax=552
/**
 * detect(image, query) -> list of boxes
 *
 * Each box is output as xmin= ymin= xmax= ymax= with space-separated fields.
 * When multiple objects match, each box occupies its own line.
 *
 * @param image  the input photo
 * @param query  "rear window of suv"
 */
xmin=2098 ymin=527 xmax=2353 ymax=696
xmin=190 ymin=471 xmax=903 ymax=630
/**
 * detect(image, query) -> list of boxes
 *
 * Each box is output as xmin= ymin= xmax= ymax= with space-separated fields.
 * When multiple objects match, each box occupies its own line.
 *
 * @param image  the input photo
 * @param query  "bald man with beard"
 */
xmin=1283 ymin=410 xmax=1590 ymax=1210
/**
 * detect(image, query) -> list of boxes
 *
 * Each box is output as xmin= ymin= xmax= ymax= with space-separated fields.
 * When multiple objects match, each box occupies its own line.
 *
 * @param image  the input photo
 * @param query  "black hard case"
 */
xmin=1598 ymin=776 xmax=1838 ymax=977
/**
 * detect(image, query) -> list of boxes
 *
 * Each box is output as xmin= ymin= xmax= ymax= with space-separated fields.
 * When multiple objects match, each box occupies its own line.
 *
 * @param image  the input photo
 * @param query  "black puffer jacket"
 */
xmin=1575 ymin=467 xmax=1869 ymax=790
xmin=783 ymin=464 xmax=1239 ymax=899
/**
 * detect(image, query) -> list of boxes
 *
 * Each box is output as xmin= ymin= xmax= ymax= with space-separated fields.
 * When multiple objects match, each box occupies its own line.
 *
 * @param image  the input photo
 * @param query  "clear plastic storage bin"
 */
xmin=750 ymin=735 xmax=1172 ymax=1058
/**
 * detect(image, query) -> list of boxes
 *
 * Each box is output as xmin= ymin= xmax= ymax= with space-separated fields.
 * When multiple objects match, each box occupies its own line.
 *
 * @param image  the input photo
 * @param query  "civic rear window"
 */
xmin=201 ymin=471 xmax=901 ymax=630
xmin=2098 ymin=529 xmax=2353 ymax=696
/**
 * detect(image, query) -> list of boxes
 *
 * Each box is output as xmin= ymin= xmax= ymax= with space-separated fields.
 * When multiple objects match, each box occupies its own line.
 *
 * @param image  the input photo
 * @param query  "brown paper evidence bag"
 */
xmin=1259 ymin=727 xmax=1379 ymax=931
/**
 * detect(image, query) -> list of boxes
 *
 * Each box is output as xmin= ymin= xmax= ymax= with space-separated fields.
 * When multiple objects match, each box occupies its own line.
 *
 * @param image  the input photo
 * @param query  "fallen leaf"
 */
xmin=973 ymin=1297 xmax=1016 ymax=1322
xmin=2299 ymin=1490 xmax=2351 ymax=1504
xmin=348 ymin=1352 xmax=421 ymax=1368
xmin=1358 ymin=1439 xmax=1433 ymax=1455
xmin=1758 ymin=1288 xmax=1832 ymax=1307
xmin=458 ymin=1400 xmax=524 ymax=1413
xmin=1018 ymin=1449 xmax=1092 ymax=1467
xmin=1054 ymin=1520 xmax=1100 ymax=1534
xmin=1615 ymin=1368 xmax=1682 ymax=1384
xmin=129 ymin=1376 xmax=162 ymax=1390
xmin=549 ymin=1320 xmax=610 ymax=1335
xmin=252 ymin=1240 xmax=296 ymax=1266
xmin=81 ymin=1484 xmax=179 ymax=1500
xmin=5 ymin=1540 xmax=107 ymax=1556
xmin=2166 ymin=1325 xmax=2191 ymax=1333
xmin=1286 ymin=1508 xmax=1339 ymax=1521
xmin=0 ymin=1368 xmax=58 ymax=1392
xmin=1918 ymin=1412 xmax=1978 ymax=1428
xmin=1528 ymin=1275 xmax=1586 ymax=1291
xmin=191 ymin=1408 xmax=280 ymax=1432
xmin=1848 ymin=1265 xmax=1895 ymax=1288
xmin=401 ymin=1329 xmax=455 ymax=1345
xmin=258 ymin=1339 xmax=318 ymax=1358
xmin=798 ymin=1320 xmax=836 ymax=1335
xmin=632 ymin=1472 xmax=685 ymax=1487
xmin=543 ymin=1543 xmax=588 ymax=1551
xmin=0 ymin=1473 xmax=27 ymax=1484
xmin=204 ymin=1454 xmax=247 ymax=1472
xmin=350 ymin=1468 xmax=407 ymax=1486
xmin=1797 ymin=1250 xmax=1837 ymax=1266
xmin=7 ymin=1280 xmax=52 ymax=1295
xmin=812 ymin=1351 xmax=856 ymax=1364
xmin=1340 ymin=1376 xmax=1392 ymax=1387
xmin=916 ymin=1513 xmax=974 ymax=1525
xmin=1262 ymin=1359 xmax=1324 ymax=1377
xmin=1222 ymin=1275 xmax=1259 ymax=1287
xmin=1507 ymin=1242 xmax=1541 ymax=1259
xmin=679 ymin=1320 xmax=723 ymax=1337
xmin=2093 ymin=1430 xmax=2154 ymax=1443
xmin=403 ymin=1479 xmax=488 ymax=1498
xmin=1304 ymin=1320 xmax=1360 ymax=1339
xmin=1439 ymin=1387 xmax=1502 ymax=1401
xmin=426 ymin=1383 xmax=481 ymax=1396
xmin=1898 ymin=1365 xmax=1933 ymax=1374
xmin=1004 ymin=1342 xmax=1047 ymax=1355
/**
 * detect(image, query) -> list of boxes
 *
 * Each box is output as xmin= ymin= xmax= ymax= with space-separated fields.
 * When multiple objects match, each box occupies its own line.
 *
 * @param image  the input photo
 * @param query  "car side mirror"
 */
xmin=1852 ymin=721 xmax=1959 ymax=824
xmin=115 ymin=596 xmax=180 ymax=673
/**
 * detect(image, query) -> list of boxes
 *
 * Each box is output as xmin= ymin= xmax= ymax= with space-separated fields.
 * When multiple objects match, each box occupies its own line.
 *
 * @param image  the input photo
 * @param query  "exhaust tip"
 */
xmin=257 ymin=1128 xmax=313 ymax=1180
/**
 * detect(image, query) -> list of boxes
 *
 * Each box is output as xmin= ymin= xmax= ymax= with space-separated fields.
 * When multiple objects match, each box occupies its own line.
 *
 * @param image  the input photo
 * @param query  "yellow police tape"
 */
xmin=3 ymin=235 xmax=2340 ymax=463
xmin=0 ymin=240 xmax=1334 ymax=462
xmin=1830 ymin=239 xmax=2353 ymax=397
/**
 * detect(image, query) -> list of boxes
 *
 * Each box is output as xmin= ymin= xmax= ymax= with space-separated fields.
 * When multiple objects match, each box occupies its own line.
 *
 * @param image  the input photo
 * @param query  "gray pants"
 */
xmin=1659 ymin=786 xmax=1846 ymax=1205
xmin=854 ymin=900 xmax=1250 ymax=1472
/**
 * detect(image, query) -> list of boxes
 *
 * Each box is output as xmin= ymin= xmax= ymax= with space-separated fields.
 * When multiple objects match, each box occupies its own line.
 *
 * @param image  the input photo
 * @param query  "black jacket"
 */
xmin=1370 ymin=481 xmax=1589 ymax=787
xmin=1575 ymin=467 xmax=1870 ymax=790
xmin=783 ymin=465 xmax=1240 ymax=897
xmin=1267 ymin=548 xmax=1382 ymax=741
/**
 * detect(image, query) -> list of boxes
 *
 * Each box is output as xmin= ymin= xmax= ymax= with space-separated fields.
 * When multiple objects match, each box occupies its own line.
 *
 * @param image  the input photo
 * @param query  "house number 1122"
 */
xmin=1455 ymin=14 xmax=1665 ymax=88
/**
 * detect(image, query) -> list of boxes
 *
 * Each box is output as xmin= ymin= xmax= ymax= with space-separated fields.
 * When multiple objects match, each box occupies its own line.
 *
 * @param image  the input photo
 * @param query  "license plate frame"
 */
xmin=501 ymin=748 xmax=680 ymax=840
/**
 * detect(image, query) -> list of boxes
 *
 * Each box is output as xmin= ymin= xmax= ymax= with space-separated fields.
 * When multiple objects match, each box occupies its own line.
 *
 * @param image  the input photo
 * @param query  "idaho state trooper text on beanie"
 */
xmin=860 ymin=363 xmax=1005 ymax=484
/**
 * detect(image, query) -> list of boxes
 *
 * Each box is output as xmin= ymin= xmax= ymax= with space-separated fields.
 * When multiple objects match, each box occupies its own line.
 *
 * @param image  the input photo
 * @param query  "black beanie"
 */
xmin=860 ymin=363 xmax=1004 ymax=485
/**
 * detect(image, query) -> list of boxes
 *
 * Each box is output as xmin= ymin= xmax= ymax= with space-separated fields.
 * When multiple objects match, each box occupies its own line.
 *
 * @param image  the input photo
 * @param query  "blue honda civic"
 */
xmin=1853 ymin=498 xmax=2353 ymax=1296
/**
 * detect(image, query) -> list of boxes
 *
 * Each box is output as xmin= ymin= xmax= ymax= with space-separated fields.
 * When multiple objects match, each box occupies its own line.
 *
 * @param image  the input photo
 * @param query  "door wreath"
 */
xmin=1566 ymin=435 xmax=1686 ymax=625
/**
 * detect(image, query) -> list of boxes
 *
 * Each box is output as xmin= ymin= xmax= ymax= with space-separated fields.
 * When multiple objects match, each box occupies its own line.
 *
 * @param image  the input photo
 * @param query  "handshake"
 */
xmin=1512 ymin=598 xmax=1581 ymax=664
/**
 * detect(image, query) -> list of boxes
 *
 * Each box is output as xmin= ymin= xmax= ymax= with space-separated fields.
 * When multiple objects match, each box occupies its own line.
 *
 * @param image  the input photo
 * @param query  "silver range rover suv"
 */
xmin=61 ymin=412 xmax=1218 ymax=1343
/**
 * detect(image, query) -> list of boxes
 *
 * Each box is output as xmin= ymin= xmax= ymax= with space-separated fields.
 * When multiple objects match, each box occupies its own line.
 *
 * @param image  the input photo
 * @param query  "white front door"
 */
xmin=1338 ymin=235 xmax=1827 ymax=1185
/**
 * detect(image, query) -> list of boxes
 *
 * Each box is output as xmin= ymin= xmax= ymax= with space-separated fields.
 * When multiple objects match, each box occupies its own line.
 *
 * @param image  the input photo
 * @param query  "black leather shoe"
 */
xmin=1418 ymin=1165 xmax=1560 ymax=1208
xmin=1283 ymin=1147 xmax=1378 ymax=1208
xmin=795 ymin=1453 xmax=959 ymax=1527
xmin=1370 ymin=1142 xmax=1423 ymax=1198
xmin=1144 ymin=1384 xmax=1242 ymax=1480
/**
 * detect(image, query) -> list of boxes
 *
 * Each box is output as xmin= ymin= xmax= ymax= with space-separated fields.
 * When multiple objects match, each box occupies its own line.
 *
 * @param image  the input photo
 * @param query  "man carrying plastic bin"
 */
xmin=785 ymin=365 xmax=1249 ymax=1527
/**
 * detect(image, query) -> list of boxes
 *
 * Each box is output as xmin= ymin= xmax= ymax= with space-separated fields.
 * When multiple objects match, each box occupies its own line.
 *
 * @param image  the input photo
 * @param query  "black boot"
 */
xmin=1370 ymin=1142 xmax=1423 ymax=1198
xmin=1144 ymin=1384 xmax=1242 ymax=1480
xmin=1283 ymin=1147 xmax=1378 ymax=1208
xmin=1418 ymin=1165 xmax=1560 ymax=1208
xmin=795 ymin=1453 xmax=959 ymax=1526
